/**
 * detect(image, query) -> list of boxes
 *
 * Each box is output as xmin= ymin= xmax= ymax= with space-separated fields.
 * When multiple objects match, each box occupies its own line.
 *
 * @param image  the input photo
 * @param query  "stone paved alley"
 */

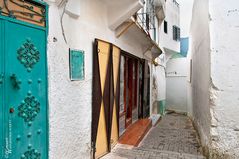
xmin=102 ymin=113 xmax=206 ymax=159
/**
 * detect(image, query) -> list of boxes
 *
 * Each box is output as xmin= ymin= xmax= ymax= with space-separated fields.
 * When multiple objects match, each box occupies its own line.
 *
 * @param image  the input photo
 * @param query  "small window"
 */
xmin=164 ymin=21 xmax=168 ymax=34
xmin=173 ymin=25 xmax=180 ymax=41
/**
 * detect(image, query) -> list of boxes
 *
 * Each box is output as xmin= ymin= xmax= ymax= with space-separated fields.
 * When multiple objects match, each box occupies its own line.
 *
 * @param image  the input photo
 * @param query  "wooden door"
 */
xmin=138 ymin=61 xmax=144 ymax=119
xmin=132 ymin=60 xmax=139 ymax=122
xmin=92 ymin=40 xmax=121 ymax=158
xmin=125 ymin=58 xmax=133 ymax=128
xmin=143 ymin=62 xmax=150 ymax=118
xmin=93 ymin=40 xmax=110 ymax=158
xmin=110 ymin=45 xmax=121 ymax=147
xmin=119 ymin=56 xmax=126 ymax=136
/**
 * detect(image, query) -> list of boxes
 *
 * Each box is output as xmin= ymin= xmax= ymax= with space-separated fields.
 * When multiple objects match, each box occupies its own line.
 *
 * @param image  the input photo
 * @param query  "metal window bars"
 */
xmin=173 ymin=0 xmax=179 ymax=7
xmin=136 ymin=12 xmax=156 ymax=34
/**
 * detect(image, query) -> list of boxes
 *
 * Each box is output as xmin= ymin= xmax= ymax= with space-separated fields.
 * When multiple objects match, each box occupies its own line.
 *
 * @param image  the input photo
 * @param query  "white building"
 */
xmin=153 ymin=0 xmax=187 ymax=114
xmin=47 ymin=0 xmax=166 ymax=158
xmin=190 ymin=0 xmax=239 ymax=158
xmin=159 ymin=0 xmax=180 ymax=52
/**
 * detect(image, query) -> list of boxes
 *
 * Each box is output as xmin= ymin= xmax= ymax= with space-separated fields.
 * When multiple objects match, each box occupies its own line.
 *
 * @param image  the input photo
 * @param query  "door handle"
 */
xmin=0 ymin=74 xmax=4 ymax=84
xmin=10 ymin=74 xmax=21 ymax=89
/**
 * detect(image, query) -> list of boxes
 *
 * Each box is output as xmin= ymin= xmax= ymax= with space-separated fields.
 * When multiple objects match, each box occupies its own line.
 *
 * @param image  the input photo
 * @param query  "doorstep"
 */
xmin=150 ymin=114 xmax=161 ymax=126
xmin=118 ymin=118 xmax=152 ymax=147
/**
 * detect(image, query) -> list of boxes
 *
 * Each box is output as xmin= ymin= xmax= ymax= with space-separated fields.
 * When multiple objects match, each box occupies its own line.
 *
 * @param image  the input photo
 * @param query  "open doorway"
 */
xmin=119 ymin=55 xmax=139 ymax=136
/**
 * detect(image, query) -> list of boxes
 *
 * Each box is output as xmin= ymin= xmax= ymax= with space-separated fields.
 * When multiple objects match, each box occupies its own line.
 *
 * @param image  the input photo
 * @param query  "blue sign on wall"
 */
xmin=69 ymin=49 xmax=85 ymax=81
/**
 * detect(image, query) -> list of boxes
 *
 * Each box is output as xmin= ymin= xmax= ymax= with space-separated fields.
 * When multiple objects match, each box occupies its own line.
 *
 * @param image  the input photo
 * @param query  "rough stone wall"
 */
xmin=191 ymin=0 xmax=239 ymax=158
xmin=190 ymin=0 xmax=211 ymax=152
xmin=209 ymin=0 xmax=239 ymax=158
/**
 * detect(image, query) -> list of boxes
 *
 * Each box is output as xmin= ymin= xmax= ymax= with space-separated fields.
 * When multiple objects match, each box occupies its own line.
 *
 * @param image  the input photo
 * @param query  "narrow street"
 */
xmin=0 ymin=0 xmax=238 ymax=158
xmin=102 ymin=113 xmax=205 ymax=159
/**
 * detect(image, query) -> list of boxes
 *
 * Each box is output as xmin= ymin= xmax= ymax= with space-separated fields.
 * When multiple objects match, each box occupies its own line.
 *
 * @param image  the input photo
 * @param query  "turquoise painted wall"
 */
xmin=180 ymin=37 xmax=189 ymax=57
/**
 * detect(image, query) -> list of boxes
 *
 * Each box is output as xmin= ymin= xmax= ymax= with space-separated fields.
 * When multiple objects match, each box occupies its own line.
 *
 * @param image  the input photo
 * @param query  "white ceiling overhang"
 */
xmin=102 ymin=0 xmax=144 ymax=30
xmin=154 ymin=0 xmax=166 ymax=21
xmin=115 ymin=18 xmax=162 ymax=60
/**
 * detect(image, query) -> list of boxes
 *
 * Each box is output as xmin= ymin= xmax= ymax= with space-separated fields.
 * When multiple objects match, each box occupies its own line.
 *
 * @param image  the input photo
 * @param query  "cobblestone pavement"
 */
xmin=102 ymin=113 xmax=206 ymax=159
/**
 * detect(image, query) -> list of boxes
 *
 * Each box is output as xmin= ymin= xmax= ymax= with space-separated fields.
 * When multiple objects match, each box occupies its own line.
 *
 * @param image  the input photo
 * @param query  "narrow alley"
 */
xmin=102 ymin=113 xmax=205 ymax=159
xmin=0 ymin=0 xmax=238 ymax=158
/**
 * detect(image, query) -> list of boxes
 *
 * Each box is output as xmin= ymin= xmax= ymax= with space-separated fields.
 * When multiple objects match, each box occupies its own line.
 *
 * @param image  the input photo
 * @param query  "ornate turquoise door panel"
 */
xmin=2 ymin=20 xmax=47 ymax=159
xmin=0 ymin=18 xmax=4 ymax=159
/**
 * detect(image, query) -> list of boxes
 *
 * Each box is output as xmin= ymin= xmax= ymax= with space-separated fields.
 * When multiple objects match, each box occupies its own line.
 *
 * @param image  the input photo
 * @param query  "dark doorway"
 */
xmin=119 ymin=56 xmax=139 ymax=135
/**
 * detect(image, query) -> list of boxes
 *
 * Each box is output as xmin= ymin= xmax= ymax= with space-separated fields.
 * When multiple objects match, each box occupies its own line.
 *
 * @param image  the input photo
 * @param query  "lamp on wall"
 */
xmin=152 ymin=59 xmax=159 ymax=66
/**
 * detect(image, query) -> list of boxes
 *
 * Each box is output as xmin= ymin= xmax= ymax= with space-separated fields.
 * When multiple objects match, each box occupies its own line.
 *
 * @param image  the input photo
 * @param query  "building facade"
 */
xmin=153 ymin=0 xmax=184 ymax=114
xmin=0 ymin=0 xmax=165 ymax=159
xmin=159 ymin=0 xmax=180 ymax=53
xmin=190 ymin=0 xmax=239 ymax=158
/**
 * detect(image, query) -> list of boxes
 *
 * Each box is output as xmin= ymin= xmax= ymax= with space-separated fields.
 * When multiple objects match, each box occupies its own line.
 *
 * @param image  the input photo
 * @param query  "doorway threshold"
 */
xmin=118 ymin=119 xmax=152 ymax=147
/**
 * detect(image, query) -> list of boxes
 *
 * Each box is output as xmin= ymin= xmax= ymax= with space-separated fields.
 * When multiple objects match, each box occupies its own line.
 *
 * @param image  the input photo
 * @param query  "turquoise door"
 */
xmin=0 ymin=18 xmax=4 ymax=158
xmin=0 ymin=16 xmax=48 ymax=159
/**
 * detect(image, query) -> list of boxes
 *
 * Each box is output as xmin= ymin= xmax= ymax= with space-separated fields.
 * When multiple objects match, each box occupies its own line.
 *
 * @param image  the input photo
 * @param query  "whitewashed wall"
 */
xmin=209 ymin=0 xmax=239 ymax=158
xmin=178 ymin=0 xmax=193 ymax=37
xmin=190 ymin=0 xmax=239 ymax=158
xmin=151 ymin=56 xmax=166 ymax=114
xmin=166 ymin=58 xmax=187 ymax=112
xmin=44 ymin=0 xmax=154 ymax=158
xmin=159 ymin=0 xmax=180 ymax=52
xmin=190 ymin=0 xmax=211 ymax=152
xmin=155 ymin=0 xmax=180 ymax=115
xmin=155 ymin=57 xmax=166 ymax=102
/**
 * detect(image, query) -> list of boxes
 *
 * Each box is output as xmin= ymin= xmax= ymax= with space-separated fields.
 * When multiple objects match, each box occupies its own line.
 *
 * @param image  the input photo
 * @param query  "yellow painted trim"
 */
xmin=95 ymin=41 xmax=111 ymax=158
xmin=95 ymin=102 xmax=108 ymax=158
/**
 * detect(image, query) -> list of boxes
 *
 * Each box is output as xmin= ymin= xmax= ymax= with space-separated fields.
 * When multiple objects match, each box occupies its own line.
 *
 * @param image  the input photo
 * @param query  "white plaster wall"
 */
xmin=166 ymin=58 xmax=187 ymax=112
xmin=155 ymin=55 xmax=166 ymax=101
xmin=186 ymin=39 xmax=193 ymax=117
xmin=154 ymin=0 xmax=180 ymax=115
xmin=190 ymin=0 xmax=211 ymax=149
xmin=191 ymin=0 xmax=239 ymax=157
xmin=159 ymin=0 xmax=180 ymax=52
xmin=47 ymin=4 xmax=92 ymax=159
xmin=151 ymin=59 xmax=166 ymax=114
xmin=177 ymin=0 xmax=194 ymax=37
xmin=156 ymin=67 xmax=166 ymax=101
xmin=209 ymin=0 xmax=239 ymax=158
xmin=167 ymin=58 xmax=187 ymax=76
xmin=45 ymin=0 xmax=154 ymax=158
xmin=166 ymin=77 xmax=187 ymax=112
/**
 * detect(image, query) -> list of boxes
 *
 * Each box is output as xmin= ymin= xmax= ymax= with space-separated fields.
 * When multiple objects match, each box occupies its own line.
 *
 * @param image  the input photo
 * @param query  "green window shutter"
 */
xmin=177 ymin=27 xmax=181 ymax=41
xmin=173 ymin=26 xmax=176 ymax=41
